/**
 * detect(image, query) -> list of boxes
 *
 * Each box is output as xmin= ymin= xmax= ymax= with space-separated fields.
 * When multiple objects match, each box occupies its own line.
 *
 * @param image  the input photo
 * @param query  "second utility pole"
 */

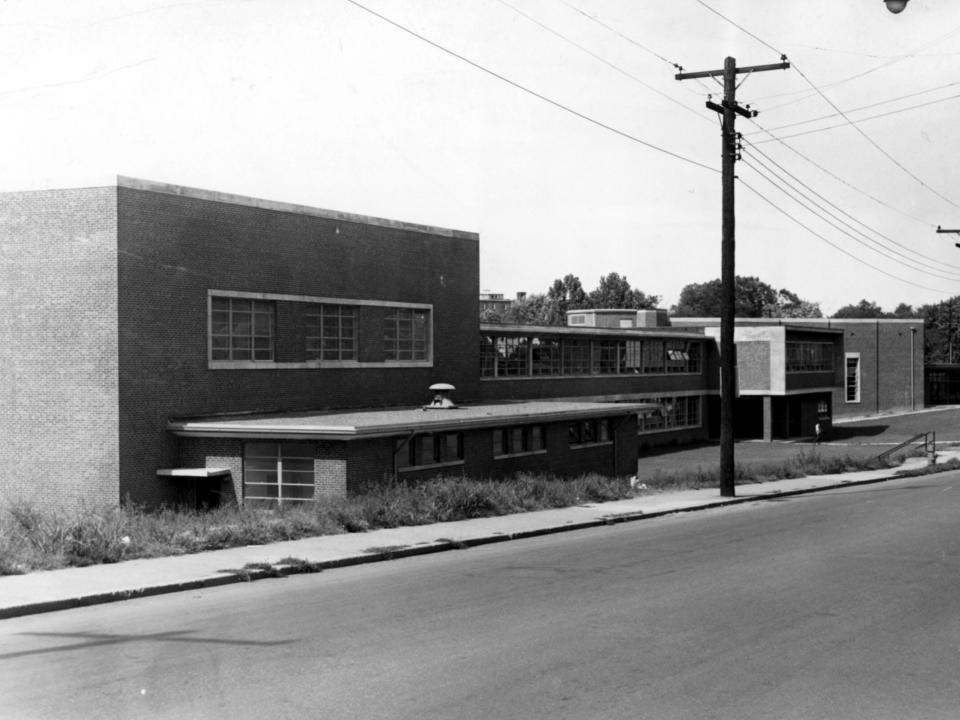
xmin=677 ymin=56 xmax=789 ymax=497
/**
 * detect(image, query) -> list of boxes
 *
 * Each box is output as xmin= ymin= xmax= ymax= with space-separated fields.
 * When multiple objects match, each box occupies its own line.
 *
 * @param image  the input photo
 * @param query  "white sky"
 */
xmin=4 ymin=0 xmax=960 ymax=315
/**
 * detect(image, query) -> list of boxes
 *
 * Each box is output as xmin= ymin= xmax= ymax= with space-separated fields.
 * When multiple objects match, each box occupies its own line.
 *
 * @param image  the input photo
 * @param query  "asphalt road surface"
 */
xmin=4 ymin=473 xmax=960 ymax=719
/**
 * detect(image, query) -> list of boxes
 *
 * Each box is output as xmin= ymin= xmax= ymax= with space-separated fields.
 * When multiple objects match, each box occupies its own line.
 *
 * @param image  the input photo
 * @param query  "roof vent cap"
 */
xmin=424 ymin=383 xmax=457 ymax=410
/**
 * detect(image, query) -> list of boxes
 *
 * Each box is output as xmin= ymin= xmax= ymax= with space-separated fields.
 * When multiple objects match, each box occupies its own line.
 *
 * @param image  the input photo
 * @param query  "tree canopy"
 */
xmin=671 ymin=276 xmax=821 ymax=318
xmin=482 ymin=272 xmax=659 ymax=326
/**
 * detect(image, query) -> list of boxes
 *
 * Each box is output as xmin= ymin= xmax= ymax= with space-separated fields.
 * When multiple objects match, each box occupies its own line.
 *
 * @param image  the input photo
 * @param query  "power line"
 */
xmin=690 ymin=0 xmax=783 ymax=58
xmin=742 ymin=136 xmax=960 ymax=273
xmin=738 ymin=175 xmax=952 ymax=295
xmin=751 ymin=23 xmax=960 ymax=108
xmin=557 ymin=0 xmax=715 ymax=97
xmin=690 ymin=0 xmax=960 ymax=213
xmin=744 ymin=80 xmax=960 ymax=136
xmin=742 ymin=152 xmax=960 ymax=281
xmin=750 ymin=91 xmax=960 ymax=143
xmin=492 ymin=0 xmax=711 ymax=126
xmin=788 ymin=60 xmax=960 ymax=213
xmin=342 ymin=0 xmax=719 ymax=174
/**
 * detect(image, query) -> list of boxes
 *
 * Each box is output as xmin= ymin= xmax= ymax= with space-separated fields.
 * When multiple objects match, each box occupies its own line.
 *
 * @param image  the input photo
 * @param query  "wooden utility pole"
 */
xmin=677 ymin=56 xmax=789 ymax=497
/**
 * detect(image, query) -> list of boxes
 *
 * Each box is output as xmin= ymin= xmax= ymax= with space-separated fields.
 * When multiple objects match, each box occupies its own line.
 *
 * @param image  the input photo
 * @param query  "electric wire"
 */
xmin=744 ymin=80 xmax=960 ymax=136
xmin=556 ymin=0 xmax=717 ymax=97
xmin=746 ymin=118 xmax=932 ymax=227
xmin=738 ymin=174 xmax=952 ymax=295
xmin=750 ymin=91 xmax=960 ymax=143
xmin=342 ymin=0 xmax=719 ymax=174
xmin=690 ymin=0 xmax=960 ymax=213
xmin=742 ymin=152 xmax=960 ymax=281
xmin=742 ymin=136 xmax=960 ymax=273
xmin=492 ymin=0 xmax=712 ymax=126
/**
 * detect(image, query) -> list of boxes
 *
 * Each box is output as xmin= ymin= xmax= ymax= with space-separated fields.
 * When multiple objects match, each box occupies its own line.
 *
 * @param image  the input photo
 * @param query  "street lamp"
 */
xmin=884 ymin=0 xmax=910 ymax=13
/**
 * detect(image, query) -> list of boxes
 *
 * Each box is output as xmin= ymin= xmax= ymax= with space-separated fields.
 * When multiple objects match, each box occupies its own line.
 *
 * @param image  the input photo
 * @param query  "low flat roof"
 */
xmin=168 ymin=401 xmax=660 ymax=440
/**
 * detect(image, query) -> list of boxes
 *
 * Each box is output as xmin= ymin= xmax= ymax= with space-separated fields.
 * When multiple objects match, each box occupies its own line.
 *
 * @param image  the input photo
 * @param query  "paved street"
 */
xmin=4 ymin=471 xmax=960 ymax=719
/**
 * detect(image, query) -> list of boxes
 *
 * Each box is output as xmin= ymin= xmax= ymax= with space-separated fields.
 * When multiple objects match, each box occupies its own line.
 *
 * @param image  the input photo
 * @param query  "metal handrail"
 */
xmin=878 ymin=431 xmax=936 ymax=464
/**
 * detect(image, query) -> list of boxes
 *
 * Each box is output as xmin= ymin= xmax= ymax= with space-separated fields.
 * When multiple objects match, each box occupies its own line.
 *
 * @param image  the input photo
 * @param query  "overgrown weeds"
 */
xmin=0 ymin=451 xmax=920 ymax=575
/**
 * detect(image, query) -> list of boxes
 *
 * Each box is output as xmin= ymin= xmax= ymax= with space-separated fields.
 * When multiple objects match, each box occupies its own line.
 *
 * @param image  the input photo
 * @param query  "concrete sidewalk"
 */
xmin=2 ymin=455 xmax=955 ymax=620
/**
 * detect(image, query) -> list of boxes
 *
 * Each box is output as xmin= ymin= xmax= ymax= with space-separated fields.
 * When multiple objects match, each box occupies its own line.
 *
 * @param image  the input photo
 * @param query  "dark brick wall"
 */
xmin=833 ymin=320 xmax=924 ymax=417
xmin=0 ymin=187 xmax=120 ymax=511
xmin=115 ymin=185 xmax=479 ymax=504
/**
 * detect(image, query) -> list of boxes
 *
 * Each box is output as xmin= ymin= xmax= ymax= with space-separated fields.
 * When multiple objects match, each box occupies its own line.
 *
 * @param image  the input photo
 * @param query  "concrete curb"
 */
xmin=0 ymin=470 xmax=911 ymax=621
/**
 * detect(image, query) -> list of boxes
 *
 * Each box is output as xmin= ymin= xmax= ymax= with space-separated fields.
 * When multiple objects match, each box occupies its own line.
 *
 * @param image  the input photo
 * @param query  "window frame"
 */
xmin=208 ymin=290 xmax=432 ymax=369
xmin=242 ymin=441 xmax=315 ymax=508
xmin=845 ymin=352 xmax=861 ymax=403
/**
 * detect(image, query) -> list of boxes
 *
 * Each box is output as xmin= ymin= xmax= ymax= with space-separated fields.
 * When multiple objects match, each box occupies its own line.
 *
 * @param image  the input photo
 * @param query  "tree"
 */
xmin=764 ymin=289 xmax=823 ymax=318
xmin=831 ymin=299 xmax=888 ymax=319
xmin=587 ymin=272 xmax=660 ymax=310
xmin=544 ymin=274 xmax=587 ymax=325
xmin=672 ymin=276 xmax=780 ymax=317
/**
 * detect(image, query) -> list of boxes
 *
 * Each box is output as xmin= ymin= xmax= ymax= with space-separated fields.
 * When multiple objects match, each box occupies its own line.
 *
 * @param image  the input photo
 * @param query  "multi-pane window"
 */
xmin=243 ymin=442 xmax=314 ymax=507
xmin=531 ymin=338 xmax=562 ymax=376
xmin=595 ymin=340 xmax=621 ymax=375
xmin=211 ymin=296 xmax=274 ymax=361
xmin=396 ymin=433 xmax=463 ymax=469
xmin=478 ymin=334 xmax=702 ymax=377
xmin=666 ymin=340 xmax=701 ymax=373
xmin=493 ymin=424 xmax=547 ymax=457
xmin=480 ymin=335 xmax=498 ymax=377
xmin=496 ymin=336 xmax=529 ymax=377
xmin=786 ymin=342 xmax=834 ymax=372
xmin=845 ymin=353 xmax=861 ymax=403
xmin=383 ymin=307 xmax=430 ymax=361
xmin=642 ymin=340 xmax=666 ymax=373
xmin=637 ymin=396 xmax=701 ymax=433
xmin=563 ymin=339 xmax=592 ymax=375
xmin=306 ymin=304 xmax=356 ymax=361
xmin=568 ymin=418 xmax=612 ymax=446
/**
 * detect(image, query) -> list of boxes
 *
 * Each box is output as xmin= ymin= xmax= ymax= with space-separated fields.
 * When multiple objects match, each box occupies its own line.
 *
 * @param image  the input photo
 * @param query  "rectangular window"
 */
xmin=637 ymin=396 xmax=702 ymax=433
xmin=568 ymin=418 xmax=612 ymax=447
xmin=666 ymin=340 xmax=700 ymax=374
xmin=305 ymin=304 xmax=357 ymax=361
xmin=397 ymin=433 xmax=464 ymax=469
xmin=562 ymin=339 xmax=592 ymax=375
xmin=211 ymin=296 xmax=274 ymax=361
xmin=243 ymin=442 xmax=314 ymax=507
xmin=496 ymin=336 xmax=529 ymax=377
xmin=595 ymin=340 xmax=622 ymax=375
xmin=480 ymin=335 xmax=498 ymax=377
xmin=384 ymin=307 xmax=430 ymax=361
xmin=787 ymin=342 xmax=834 ymax=372
xmin=642 ymin=340 xmax=666 ymax=373
xmin=494 ymin=424 xmax=547 ymax=458
xmin=531 ymin=337 xmax=562 ymax=376
xmin=846 ymin=353 xmax=861 ymax=403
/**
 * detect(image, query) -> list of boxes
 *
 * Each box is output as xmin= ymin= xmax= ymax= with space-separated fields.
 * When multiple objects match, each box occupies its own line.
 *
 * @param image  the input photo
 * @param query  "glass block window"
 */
xmin=563 ymin=339 xmax=592 ymax=375
xmin=531 ymin=337 xmax=562 ymax=376
xmin=243 ymin=442 xmax=314 ymax=507
xmin=384 ymin=308 xmax=430 ymax=361
xmin=305 ymin=304 xmax=357 ymax=361
xmin=211 ymin=296 xmax=274 ymax=361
